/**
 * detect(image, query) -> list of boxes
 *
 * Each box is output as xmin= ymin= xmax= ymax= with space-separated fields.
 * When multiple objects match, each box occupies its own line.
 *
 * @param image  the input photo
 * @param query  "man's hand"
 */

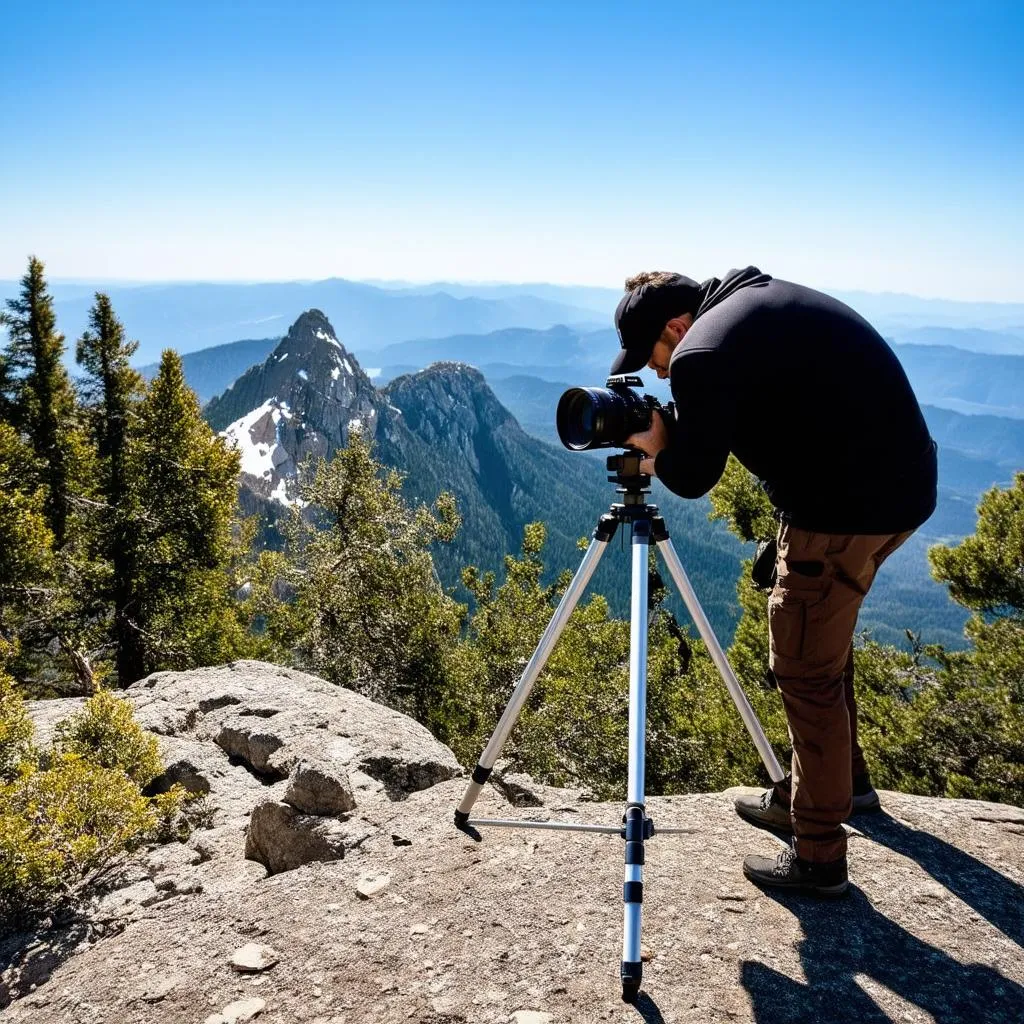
xmin=625 ymin=409 xmax=669 ymax=459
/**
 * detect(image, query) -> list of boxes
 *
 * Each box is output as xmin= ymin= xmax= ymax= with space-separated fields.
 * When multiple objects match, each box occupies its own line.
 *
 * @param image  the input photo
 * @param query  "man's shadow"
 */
xmin=741 ymin=810 xmax=1024 ymax=1023
xmin=855 ymin=810 xmax=1023 ymax=947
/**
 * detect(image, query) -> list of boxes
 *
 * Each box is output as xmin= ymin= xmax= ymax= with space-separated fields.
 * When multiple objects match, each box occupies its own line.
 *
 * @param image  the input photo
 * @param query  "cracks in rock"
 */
xmin=226 ymin=755 xmax=282 ymax=786
xmin=197 ymin=694 xmax=244 ymax=714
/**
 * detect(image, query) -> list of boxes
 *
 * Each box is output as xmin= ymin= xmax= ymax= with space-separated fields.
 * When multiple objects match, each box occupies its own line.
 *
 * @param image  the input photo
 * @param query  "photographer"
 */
xmin=616 ymin=266 xmax=937 ymax=897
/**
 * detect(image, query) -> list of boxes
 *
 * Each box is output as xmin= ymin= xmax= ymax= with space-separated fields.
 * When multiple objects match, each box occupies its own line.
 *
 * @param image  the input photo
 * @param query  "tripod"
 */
xmin=453 ymin=453 xmax=785 ymax=1003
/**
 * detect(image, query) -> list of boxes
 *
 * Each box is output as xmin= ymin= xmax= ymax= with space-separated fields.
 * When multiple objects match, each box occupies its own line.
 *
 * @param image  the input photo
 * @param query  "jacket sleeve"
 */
xmin=653 ymin=351 xmax=733 ymax=499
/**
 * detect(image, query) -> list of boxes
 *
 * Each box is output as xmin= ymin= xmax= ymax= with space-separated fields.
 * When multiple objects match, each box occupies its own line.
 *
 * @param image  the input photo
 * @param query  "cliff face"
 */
xmin=6 ymin=662 xmax=1024 ymax=1023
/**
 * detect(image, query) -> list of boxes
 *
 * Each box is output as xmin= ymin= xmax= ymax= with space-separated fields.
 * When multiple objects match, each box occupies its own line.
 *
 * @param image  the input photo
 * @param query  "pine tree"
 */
xmin=248 ymin=432 xmax=466 ymax=736
xmin=117 ymin=350 xmax=248 ymax=684
xmin=75 ymin=296 xmax=146 ymax=687
xmin=0 ymin=257 xmax=80 ymax=547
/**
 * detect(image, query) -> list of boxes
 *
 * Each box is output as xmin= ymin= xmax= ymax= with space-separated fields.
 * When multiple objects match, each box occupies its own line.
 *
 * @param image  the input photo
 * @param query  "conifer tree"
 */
xmin=247 ymin=432 xmax=466 ymax=736
xmin=75 ymin=296 xmax=146 ymax=687
xmin=117 ymin=350 xmax=247 ymax=684
xmin=0 ymin=257 xmax=81 ymax=548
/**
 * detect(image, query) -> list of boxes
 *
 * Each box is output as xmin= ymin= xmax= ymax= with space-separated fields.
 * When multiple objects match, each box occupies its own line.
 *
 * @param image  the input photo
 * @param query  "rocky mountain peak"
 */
xmin=204 ymin=311 xmax=381 ymax=509
xmin=381 ymin=361 xmax=515 ymax=448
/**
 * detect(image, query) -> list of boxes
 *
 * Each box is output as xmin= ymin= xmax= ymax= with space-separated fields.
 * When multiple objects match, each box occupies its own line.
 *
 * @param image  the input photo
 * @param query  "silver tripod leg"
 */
xmin=655 ymin=535 xmax=785 ymax=783
xmin=454 ymin=525 xmax=613 ymax=826
xmin=620 ymin=519 xmax=651 ymax=1001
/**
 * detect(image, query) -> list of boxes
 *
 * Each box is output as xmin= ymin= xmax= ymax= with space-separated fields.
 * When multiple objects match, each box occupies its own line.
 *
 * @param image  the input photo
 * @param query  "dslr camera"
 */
xmin=556 ymin=375 xmax=671 ymax=452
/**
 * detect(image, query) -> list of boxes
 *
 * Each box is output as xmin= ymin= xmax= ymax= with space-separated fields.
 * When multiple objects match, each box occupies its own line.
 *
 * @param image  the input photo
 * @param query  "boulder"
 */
xmin=244 ymin=801 xmax=349 ymax=874
xmin=284 ymin=757 xmax=357 ymax=816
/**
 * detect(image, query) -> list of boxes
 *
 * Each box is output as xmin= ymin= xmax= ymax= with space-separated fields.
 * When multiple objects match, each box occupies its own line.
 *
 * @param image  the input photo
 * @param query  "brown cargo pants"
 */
xmin=768 ymin=522 xmax=912 ymax=863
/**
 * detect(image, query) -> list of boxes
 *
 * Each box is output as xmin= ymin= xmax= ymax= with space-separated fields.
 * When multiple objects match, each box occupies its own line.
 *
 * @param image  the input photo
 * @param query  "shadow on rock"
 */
xmin=0 ymin=919 xmax=92 ymax=1010
xmin=741 ymin=887 xmax=1024 ymax=1024
xmin=854 ymin=810 xmax=1024 ymax=949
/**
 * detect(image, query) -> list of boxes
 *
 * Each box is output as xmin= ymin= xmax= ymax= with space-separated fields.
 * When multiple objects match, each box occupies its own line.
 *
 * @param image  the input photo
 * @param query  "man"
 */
xmin=615 ymin=266 xmax=937 ymax=897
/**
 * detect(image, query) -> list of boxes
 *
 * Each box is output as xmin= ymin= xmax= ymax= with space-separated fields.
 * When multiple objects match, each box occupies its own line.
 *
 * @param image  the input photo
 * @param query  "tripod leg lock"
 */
xmin=594 ymin=514 xmax=619 ymax=542
xmin=651 ymin=516 xmax=669 ymax=543
xmin=471 ymin=764 xmax=492 ymax=786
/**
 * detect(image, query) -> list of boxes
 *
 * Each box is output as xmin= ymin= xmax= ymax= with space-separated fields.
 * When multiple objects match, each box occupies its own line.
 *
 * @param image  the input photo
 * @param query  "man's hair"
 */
xmin=623 ymin=270 xmax=679 ymax=292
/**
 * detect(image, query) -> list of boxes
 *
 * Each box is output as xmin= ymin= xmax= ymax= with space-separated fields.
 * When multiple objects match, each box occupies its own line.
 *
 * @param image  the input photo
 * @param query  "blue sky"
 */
xmin=0 ymin=1 xmax=1021 ymax=299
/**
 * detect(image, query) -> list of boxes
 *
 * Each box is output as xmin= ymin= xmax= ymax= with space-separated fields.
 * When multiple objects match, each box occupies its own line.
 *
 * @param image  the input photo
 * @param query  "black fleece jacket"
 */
xmin=653 ymin=269 xmax=937 ymax=534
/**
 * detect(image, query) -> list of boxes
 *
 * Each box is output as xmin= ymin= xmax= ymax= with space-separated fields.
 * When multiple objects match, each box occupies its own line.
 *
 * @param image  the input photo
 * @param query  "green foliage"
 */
xmin=115 ymin=349 xmax=252 ymax=682
xmin=929 ymin=472 xmax=1024 ymax=614
xmin=54 ymin=690 xmax=163 ymax=788
xmin=0 ymin=259 xmax=101 ymax=694
xmin=0 ymin=421 xmax=53 ymax=592
xmin=708 ymin=455 xmax=777 ymax=543
xmin=0 ymin=668 xmax=34 ymax=781
xmin=248 ymin=432 xmax=466 ymax=736
xmin=0 ymin=684 xmax=191 ymax=928
xmin=0 ymin=754 xmax=158 ymax=922
xmin=0 ymin=257 xmax=89 ymax=549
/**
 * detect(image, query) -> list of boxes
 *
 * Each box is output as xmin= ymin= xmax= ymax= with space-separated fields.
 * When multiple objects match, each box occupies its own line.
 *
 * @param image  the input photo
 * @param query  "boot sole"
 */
xmin=742 ymin=864 xmax=850 ymax=899
xmin=735 ymin=799 xmax=882 ymax=833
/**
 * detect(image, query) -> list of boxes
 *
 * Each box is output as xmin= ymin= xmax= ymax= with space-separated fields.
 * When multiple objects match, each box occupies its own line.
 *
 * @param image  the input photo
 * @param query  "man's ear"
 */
xmin=667 ymin=313 xmax=693 ymax=339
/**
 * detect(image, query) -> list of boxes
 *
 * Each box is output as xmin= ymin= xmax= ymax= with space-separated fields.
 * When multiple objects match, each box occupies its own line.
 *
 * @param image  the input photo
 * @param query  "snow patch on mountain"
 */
xmin=219 ymin=398 xmax=299 ymax=507
xmin=315 ymin=327 xmax=342 ymax=349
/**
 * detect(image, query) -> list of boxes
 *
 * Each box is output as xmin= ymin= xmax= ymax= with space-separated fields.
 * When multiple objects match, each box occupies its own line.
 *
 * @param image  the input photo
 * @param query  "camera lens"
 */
xmin=557 ymin=388 xmax=602 ymax=449
xmin=556 ymin=386 xmax=652 ymax=451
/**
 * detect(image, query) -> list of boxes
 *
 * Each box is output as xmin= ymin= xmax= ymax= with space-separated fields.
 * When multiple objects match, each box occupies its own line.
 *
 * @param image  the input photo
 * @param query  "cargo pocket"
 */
xmin=768 ymin=556 xmax=828 ymax=675
xmin=768 ymin=589 xmax=807 ymax=671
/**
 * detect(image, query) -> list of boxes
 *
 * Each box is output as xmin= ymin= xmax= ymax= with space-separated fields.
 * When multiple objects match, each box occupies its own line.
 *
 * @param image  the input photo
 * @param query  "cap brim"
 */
xmin=609 ymin=345 xmax=651 ymax=376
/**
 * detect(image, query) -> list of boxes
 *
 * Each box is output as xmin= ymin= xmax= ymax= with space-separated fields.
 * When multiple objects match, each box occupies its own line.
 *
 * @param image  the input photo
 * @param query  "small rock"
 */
xmin=355 ymin=871 xmax=391 ymax=899
xmin=640 ymin=944 xmax=654 ymax=962
xmin=410 ymin=923 xmax=430 ymax=935
xmin=204 ymin=997 xmax=266 ymax=1024
xmin=231 ymin=943 xmax=279 ymax=973
xmin=511 ymin=1012 xmax=553 ymax=1024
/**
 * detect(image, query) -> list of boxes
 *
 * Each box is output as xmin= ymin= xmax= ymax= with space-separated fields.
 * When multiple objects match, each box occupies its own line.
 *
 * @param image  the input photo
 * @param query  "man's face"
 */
xmin=646 ymin=316 xmax=691 ymax=379
xmin=646 ymin=337 xmax=676 ymax=379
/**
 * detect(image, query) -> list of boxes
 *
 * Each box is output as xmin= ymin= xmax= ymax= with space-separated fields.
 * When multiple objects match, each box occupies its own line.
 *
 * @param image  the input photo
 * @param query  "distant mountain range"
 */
xmin=21 ymin=279 xmax=603 ymax=366
xmin=5 ymin=275 xmax=1024 ymax=370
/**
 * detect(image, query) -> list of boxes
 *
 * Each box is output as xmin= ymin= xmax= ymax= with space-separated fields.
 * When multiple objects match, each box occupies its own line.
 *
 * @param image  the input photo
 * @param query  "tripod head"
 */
xmin=607 ymin=449 xmax=651 ymax=506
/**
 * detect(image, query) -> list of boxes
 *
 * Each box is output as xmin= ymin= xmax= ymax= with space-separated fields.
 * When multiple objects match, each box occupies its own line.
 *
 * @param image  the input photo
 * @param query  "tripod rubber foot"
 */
xmin=621 ymin=961 xmax=642 ymax=1002
xmin=453 ymin=810 xmax=482 ymax=841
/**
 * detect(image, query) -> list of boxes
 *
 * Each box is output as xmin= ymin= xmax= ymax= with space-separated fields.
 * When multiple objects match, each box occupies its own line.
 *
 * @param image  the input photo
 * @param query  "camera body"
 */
xmin=556 ymin=375 xmax=669 ymax=452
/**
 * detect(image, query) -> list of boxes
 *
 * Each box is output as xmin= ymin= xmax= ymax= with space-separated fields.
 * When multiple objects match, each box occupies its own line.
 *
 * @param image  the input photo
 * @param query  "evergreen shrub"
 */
xmin=0 ymin=688 xmax=191 ymax=928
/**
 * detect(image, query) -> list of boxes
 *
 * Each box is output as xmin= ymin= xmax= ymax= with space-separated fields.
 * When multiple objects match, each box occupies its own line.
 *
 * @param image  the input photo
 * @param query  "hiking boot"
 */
xmin=743 ymin=843 xmax=849 ymax=898
xmin=852 ymin=772 xmax=882 ymax=815
xmin=735 ymin=772 xmax=882 ymax=832
xmin=734 ymin=784 xmax=791 ymax=831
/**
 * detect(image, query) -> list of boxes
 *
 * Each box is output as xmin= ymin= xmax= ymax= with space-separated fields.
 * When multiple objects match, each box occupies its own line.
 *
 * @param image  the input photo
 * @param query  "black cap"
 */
xmin=610 ymin=274 xmax=702 ymax=375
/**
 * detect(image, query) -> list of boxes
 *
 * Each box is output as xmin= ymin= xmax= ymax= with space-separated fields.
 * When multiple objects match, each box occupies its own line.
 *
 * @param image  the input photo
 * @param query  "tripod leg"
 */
xmin=654 ymin=530 xmax=785 ymax=783
xmin=620 ymin=519 xmax=650 ymax=1002
xmin=454 ymin=519 xmax=616 ymax=829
